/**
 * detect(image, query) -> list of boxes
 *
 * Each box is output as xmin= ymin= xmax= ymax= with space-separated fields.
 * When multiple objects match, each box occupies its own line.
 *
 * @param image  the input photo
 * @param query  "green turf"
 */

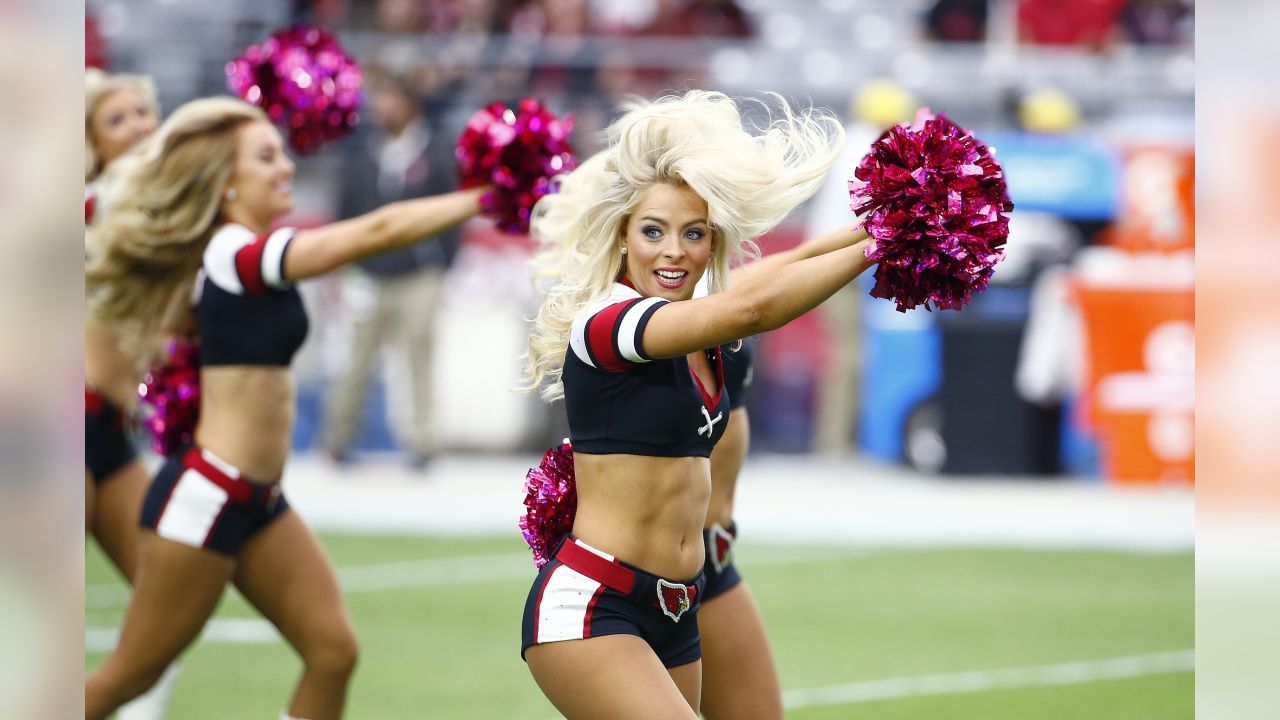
xmin=86 ymin=535 xmax=1192 ymax=719
xmin=790 ymin=672 xmax=1193 ymax=720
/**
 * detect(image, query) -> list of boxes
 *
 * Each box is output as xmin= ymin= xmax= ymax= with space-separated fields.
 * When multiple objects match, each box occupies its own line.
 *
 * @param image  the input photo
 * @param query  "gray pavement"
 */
xmin=277 ymin=451 xmax=1193 ymax=552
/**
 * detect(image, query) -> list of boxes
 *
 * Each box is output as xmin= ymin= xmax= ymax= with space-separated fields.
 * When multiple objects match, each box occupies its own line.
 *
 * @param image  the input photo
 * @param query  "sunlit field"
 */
xmin=86 ymin=534 xmax=1192 ymax=719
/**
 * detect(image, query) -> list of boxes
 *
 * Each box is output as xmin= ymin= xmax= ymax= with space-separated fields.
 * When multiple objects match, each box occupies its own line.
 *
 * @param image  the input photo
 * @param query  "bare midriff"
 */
xmin=572 ymin=452 xmax=712 ymax=580
xmin=195 ymin=366 xmax=295 ymax=483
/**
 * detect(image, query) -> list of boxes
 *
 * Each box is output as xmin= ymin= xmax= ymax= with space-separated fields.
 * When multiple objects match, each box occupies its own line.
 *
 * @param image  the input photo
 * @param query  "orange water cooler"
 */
xmin=1074 ymin=143 xmax=1194 ymax=485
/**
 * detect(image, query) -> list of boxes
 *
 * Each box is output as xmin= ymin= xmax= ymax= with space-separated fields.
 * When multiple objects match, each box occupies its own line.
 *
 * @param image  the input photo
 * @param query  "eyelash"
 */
xmin=108 ymin=108 xmax=149 ymax=126
xmin=642 ymin=225 xmax=705 ymax=241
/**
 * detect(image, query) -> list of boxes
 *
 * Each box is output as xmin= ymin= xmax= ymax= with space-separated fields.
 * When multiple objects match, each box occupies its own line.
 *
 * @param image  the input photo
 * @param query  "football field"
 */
xmin=86 ymin=533 xmax=1192 ymax=719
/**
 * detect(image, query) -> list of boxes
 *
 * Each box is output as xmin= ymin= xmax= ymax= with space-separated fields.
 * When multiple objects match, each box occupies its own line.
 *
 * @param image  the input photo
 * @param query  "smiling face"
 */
xmin=223 ymin=120 xmax=296 ymax=230
xmin=621 ymin=183 xmax=713 ymax=301
xmin=90 ymin=85 xmax=158 ymax=169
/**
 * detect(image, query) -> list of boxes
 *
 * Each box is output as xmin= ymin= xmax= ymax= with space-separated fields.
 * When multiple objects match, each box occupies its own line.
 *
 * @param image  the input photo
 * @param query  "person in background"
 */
xmin=84 ymin=96 xmax=488 ymax=720
xmin=924 ymin=0 xmax=989 ymax=42
xmin=321 ymin=65 xmax=461 ymax=468
xmin=698 ymin=224 xmax=872 ymax=720
xmin=1016 ymin=0 xmax=1125 ymax=51
xmin=85 ymin=68 xmax=159 ymax=221
xmin=804 ymin=78 xmax=917 ymax=456
xmin=644 ymin=0 xmax=754 ymax=38
xmin=84 ymin=68 xmax=179 ymax=720
xmin=525 ymin=0 xmax=600 ymax=107
xmin=1016 ymin=86 xmax=1083 ymax=135
xmin=1119 ymin=0 xmax=1193 ymax=45
xmin=372 ymin=0 xmax=426 ymax=33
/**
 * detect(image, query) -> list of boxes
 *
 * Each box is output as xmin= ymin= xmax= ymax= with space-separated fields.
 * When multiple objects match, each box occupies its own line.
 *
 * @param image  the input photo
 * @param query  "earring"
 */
xmin=225 ymin=187 xmax=238 ymax=202
xmin=619 ymin=246 xmax=628 ymax=255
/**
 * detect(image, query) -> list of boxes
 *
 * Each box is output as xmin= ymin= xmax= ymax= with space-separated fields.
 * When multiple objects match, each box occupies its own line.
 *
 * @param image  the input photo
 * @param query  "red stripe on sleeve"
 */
xmin=585 ymin=300 xmax=638 ymax=372
xmin=233 ymin=235 xmax=270 ymax=295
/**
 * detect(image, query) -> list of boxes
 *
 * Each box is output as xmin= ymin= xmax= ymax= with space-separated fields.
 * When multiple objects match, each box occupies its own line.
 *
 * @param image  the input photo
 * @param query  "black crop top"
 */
xmin=723 ymin=338 xmax=754 ymax=411
xmin=195 ymin=224 xmax=309 ymax=366
xmin=562 ymin=283 xmax=730 ymax=458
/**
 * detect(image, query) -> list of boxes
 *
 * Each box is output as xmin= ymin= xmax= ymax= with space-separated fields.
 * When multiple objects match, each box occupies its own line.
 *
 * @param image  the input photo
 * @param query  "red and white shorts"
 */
xmin=139 ymin=446 xmax=289 ymax=556
xmin=521 ymin=536 xmax=706 ymax=668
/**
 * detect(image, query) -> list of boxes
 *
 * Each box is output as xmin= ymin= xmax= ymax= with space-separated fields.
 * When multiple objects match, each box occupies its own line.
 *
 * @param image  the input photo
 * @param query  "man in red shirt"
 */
xmin=1018 ymin=0 xmax=1125 ymax=49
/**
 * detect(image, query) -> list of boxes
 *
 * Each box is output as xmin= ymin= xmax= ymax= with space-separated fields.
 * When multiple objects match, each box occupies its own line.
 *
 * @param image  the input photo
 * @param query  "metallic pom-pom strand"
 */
xmin=226 ymin=25 xmax=362 ymax=155
xmin=518 ymin=442 xmax=576 ymax=569
xmin=850 ymin=109 xmax=1013 ymax=312
xmin=137 ymin=340 xmax=201 ymax=456
xmin=457 ymin=98 xmax=577 ymax=234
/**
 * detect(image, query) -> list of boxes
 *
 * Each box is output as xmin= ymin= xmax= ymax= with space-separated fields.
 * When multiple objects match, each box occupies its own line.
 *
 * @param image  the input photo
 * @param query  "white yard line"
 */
xmin=86 ymin=618 xmax=279 ymax=653
xmin=782 ymin=650 xmax=1195 ymax=709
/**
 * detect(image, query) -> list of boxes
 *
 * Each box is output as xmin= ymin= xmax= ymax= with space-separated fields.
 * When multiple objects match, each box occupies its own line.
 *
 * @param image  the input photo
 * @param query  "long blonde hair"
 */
xmin=85 ymin=68 xmax=160 ymax=182
xmin=86 ymin=97 xmax=267 ymax=365
xmin=523 ymin=90 xmax=844 ymax=402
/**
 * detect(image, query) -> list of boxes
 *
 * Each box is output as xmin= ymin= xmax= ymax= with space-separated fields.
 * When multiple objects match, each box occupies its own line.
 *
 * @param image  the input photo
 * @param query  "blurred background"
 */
xmin=81 ymin=1 xmax=1195 ymax=718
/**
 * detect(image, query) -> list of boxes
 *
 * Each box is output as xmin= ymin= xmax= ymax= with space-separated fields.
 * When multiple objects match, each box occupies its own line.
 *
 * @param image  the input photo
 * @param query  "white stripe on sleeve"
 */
xmin=260 ymin=228 xmax=296 ymax=289
xmin=616 ymin=297 xmax=666 ymax=363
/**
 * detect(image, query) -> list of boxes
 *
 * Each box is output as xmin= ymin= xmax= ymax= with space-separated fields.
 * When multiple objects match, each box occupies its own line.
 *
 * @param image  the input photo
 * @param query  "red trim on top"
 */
xmin=582 ymin=584 xmax=606 ymax=638
xmin=182 ymin=448 xmax=253 ymax=503
xmin=85 ymin=386 xmax=104 ymax=414
xmin=586 ymin=300 xmax=639 ymax=372
xmin=85 ymin=194 xmax=96 ymax=225
xmin=233 ymin=235 xmax=270 ymax=295
xmin=618 ymin=276 xmax=637 ymax=291
xmin=688 ymin=347 xmax=724 ymax=410
xmin=556 ymin=539 xmax=636 ymax=594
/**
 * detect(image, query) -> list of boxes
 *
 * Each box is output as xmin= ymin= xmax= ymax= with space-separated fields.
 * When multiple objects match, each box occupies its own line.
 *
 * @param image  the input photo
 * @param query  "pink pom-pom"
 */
xmin=456 ymin=98 xmax=577 ymax=234
xmin=850 ymin=109 xmax=1013 ymax=312
xmin=518 ymin=442 xmax=576 ymax=569
xmin=226 ymin=25 xmax=362 ymax=155
xmin=137 ymin=340 xmax=201 ymax=456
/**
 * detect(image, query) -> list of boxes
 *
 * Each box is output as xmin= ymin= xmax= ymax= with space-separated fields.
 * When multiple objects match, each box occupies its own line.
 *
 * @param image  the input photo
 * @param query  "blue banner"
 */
xmin=983 ymin=132 xmax=1120 ymax=220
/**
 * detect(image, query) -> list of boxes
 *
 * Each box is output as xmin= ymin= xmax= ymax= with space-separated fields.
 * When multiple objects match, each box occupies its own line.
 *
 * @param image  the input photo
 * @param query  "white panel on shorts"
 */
xmin=536 ymin=564 xmax=602 ymax=644
xmin=155 ymin=468 xmax=230 ymax=548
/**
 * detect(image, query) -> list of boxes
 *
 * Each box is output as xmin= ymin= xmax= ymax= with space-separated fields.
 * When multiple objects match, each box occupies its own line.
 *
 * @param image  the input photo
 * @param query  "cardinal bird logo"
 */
xmin=656 ymin=579 xmax=693 ymax=622
xmin=708 ymin=524 xmax=735 ymax=574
